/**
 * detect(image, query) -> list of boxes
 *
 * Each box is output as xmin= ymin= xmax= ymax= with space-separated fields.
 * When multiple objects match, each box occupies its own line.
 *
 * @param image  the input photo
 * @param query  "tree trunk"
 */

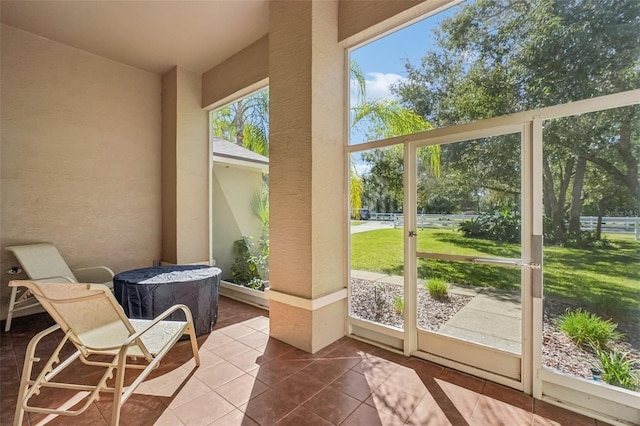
xmin=568 ymin=156 xmax=587 ymax=238
xmin=584 ymin=107 xmax=639 ymax=202
xmin=543 ymin=156 xmax=574 ymax=244
xmin=234 ymin=99 xmax=245 ymax=147
xmin=618 ymin=109 xmax=639 ymax=201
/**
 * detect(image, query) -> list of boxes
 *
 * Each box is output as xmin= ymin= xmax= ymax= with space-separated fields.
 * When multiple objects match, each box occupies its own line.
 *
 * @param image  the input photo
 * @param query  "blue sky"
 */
xmin=349 ymin=4 xmax=460 ymax=102
xmin=348 ymin=3 xmax=462 ymax=145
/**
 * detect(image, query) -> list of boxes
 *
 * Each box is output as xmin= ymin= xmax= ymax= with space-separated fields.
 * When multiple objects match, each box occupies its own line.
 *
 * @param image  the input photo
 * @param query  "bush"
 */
xmin=458 ymin=207 xmax=520 ymax=243
xmin=592 ymin=345 xmax=639 ymax=391
xmin=554 ymin=309 xmax=624 ymax=347
xmin=458 ymin=218 xmax=485 ymax=237
xmin=393 ymin=295 xmax=404 ymax=315
xmin=231 ymin=237 xmax=268 ymax=290
xmin=564 ymin=230 xmax=613 ymax=249
xmin=426 ymin=278 xmax=448 ymax=300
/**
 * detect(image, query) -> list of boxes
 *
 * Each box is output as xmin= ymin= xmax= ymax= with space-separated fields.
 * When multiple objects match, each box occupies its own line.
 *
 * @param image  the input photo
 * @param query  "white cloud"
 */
xmin=353 ymin=162 xmax=371 ymax=176
xmin=350 ymin=72 xmax=406 ymax=107
xmin=365 ymin=72 xmax=405 ymax=100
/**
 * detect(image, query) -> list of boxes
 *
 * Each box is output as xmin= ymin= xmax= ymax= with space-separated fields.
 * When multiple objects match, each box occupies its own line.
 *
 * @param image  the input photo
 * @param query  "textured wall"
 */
xmin=161 ymin=68 xmax=178 ymax=263
xmin=175 ymin=67 xmax=210 ymax=264
xmin=161 ymin=66 xmax=210 ymax=265
xmin=201 ymin=35 xmax=269 ymax=109
xmin=212 ymin=164 xmax=263 ymax=280
xmin=269 ymin=0 xmax=314 ymax=300
xmin=338 ymin=0 xmax=451 ymax=45
xmin=0 ymin=25 xmax=162 ymax=317
xmin=268 ymin=0 xmax=347 ymax=351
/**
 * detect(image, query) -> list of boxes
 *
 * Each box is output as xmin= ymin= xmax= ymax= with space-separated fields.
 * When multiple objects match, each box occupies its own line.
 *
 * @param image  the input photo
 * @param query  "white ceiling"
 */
xmin=0 ymin=0 xmax=269 ymax=75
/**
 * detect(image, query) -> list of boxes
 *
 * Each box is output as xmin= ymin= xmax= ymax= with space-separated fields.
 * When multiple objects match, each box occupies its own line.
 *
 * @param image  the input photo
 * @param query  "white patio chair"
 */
xmin=5 ymin=243 xmax=114 ymax=331
xmin=9 ymin=280 xmax=200 ymax=426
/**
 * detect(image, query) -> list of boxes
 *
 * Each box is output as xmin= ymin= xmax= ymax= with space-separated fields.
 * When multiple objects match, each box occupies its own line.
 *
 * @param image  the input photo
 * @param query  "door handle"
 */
xmin=521 ymin=263 xmax=541 ymax=270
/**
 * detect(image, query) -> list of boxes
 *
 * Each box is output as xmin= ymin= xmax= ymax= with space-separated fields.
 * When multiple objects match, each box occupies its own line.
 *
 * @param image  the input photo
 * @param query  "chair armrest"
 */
xmin=123 ymin=304 xmax=194 ymax=347
xmin=72 ymin=266 xmax=115 ymax=283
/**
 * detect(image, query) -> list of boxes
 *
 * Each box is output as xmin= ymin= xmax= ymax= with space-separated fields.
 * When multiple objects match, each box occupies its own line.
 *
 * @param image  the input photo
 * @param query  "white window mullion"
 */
xmin=404 ymin=141 xmax=418 ymax=356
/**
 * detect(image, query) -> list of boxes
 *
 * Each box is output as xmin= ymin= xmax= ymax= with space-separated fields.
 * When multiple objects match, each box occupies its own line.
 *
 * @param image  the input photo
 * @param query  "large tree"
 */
xmin=394 ymin=0 xmax=639 ymax=243
xmin=211 ymin=88 xmax=270 ymax=156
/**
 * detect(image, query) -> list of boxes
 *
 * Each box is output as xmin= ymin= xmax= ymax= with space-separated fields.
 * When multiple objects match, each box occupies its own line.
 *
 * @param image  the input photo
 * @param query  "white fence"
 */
xmin=368 ymin=213 xmax=640 ymax=240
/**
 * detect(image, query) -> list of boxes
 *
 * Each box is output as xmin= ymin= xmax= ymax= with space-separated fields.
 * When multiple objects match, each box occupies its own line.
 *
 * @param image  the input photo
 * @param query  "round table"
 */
xmin=114 ymin=265 xmax=222 ymax=337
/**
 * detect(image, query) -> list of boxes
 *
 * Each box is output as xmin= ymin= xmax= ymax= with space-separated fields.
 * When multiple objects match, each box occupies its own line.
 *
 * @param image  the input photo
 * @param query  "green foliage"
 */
xmin=210 ymin=88 xmax=270 ymax=156
xmin=360 ymin=146 xmax=405 ymax=213
xmin=563 ymin=231 xmax=613 ymax=250
xmin=458 ymin=218 xmax=484 ymax=237
xmin=350 ymin=61 xmax=439 ymax=215
xmin=231 ymin=237 xmax=268 ymax=290
xmin=592 ymin=345 xmax=640 ymax=391
xmin=393 ymin=295 xmax=404 ymax=315
xmin=588 ymin=293 xmax=634 ymax=321
xmin=350 ymin=164 xmax=364 ymax=219
xmin=426 ymin=278 xmax=448 ymax=300
xmin=393 ymin=0 xmax=640 ymax=247
xmin=554 ymin=309 xmax=623 ymax=347
xmin=352 ymin=98 xmax=432 ymax=141
xmin=350 ymin=228 xmax=640 ymax=309
xmin=373 ymin=283 xmax=388 ymax=322
xmin=458 ymin=207 xmax=520 ymax=243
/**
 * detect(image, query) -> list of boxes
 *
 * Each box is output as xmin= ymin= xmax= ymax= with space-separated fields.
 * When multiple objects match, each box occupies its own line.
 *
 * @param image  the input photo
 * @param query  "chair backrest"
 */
xmin=9 ymin=280 xmax=149 ymax=356
xmin=6 ymin=243 xmax=77 ymax=283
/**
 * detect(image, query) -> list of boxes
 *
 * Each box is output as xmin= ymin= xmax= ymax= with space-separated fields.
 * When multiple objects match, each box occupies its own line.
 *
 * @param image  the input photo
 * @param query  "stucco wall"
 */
xmin=161 ymin=66 xmax=209 ymax=265
xmin=175 ymin=68 xmax=210 ymax=264
xmin=338 ymin=0 xmax=452 ymax=45
xmin=201 ymin=35 xmax=269 ymax=109
xmin=161 ymin=68 xmax=178 ymax=264
xmin=212 ymin=163 xmax=263 ymax=280
xmin=0 ymin=25 xmax=162 ymax=318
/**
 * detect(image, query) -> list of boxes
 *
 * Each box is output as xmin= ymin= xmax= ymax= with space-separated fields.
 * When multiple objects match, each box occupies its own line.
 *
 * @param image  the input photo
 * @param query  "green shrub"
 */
xmin=554 ymin=309 xmax=624 ymax=347
xmin=458 ymin=218 xmax=486 ymax=237
xmin=393 ymin=295 xmax=404 ymax=315
xmin=231 ymin=237 xmax=267 ymax=289
xmin=426 ymin=278 xmax=448 ymax=300
xmin=458 ymin=207 xmax=520 ymax=243
xmin=592 ymin=345 xmax=639 ymax=391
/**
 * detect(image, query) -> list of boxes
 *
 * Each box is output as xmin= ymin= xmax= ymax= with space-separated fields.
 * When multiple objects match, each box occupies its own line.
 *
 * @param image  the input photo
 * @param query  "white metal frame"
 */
xmin=408 ymin=123 xmax=528 ymax=386
xmin=345 ymin=88 xmax=640 ymax=425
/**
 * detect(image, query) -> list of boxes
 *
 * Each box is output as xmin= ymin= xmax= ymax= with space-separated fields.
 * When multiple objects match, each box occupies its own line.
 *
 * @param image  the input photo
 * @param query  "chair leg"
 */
xmin=5 ymin=286 xmax=18 ymax=332
xmin=13 ymin=367 xmax=29 ymax=426
xmin=13 ymin=325 xmax=60 ymax=426
xmin=110 ymin=353 xmax=127 ymax=426
xmin=188 ymin=324 xmax=200 ymax=367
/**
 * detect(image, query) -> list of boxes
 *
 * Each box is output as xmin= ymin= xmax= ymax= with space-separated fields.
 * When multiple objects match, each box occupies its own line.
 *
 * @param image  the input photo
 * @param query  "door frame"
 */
xmin=405 ymin=123 xmax=533 ymax=391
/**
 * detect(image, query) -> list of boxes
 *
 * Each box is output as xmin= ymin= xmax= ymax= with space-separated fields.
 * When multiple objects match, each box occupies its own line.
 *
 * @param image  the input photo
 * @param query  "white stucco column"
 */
xmin=267 ymin=0 xmax=347 ymax=353
xmin=161 ymin=66 xmax=210 ymax=265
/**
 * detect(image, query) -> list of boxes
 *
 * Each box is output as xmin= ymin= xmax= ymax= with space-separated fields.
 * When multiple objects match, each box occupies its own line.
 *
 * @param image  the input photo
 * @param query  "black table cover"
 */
xmin=114 ymin=265 xmax=221 ymax=337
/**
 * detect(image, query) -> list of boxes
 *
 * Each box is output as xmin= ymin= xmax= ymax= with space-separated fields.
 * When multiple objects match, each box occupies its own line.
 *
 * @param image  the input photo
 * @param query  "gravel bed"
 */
xmin=542 ymin=298 xmax=640 ymax=381
xmin=350 ymin=278 xmax=639 ymax=386
xmin=350 ymin=278 xmax=472 ymax=330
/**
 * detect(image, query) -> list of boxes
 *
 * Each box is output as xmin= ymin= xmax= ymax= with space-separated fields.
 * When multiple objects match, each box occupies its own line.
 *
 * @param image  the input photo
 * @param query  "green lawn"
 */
xmin=351 ymin=228 xmax=640 ymax=311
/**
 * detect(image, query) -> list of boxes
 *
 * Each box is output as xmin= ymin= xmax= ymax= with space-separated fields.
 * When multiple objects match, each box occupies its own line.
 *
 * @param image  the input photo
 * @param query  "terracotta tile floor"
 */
xmin=1 ymin=296 xmax=609 ymax=426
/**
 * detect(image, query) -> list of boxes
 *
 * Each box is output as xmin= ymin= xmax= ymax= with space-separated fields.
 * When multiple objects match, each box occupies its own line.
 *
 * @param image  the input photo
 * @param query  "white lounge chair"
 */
xmin=4 ymin=243 xmax=114 ymax=331
xmin=9 ymin=280 xmax=200 ymax=426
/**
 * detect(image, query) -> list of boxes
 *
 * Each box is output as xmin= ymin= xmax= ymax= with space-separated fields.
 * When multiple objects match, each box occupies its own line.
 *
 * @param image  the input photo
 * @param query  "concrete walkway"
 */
xmin=350 ymin=221 xmax=396 ymax=233
xmin=351 ymin=270 xmax=521 ymax=354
